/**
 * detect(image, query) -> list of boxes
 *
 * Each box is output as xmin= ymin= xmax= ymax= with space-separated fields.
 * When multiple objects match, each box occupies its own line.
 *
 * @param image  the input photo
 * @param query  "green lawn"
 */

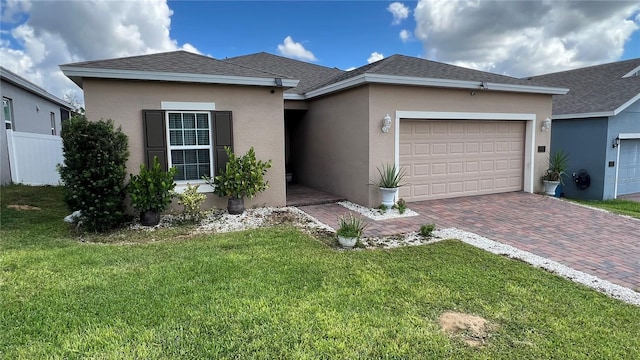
xmin=2 ymin=185 xmax=639 ymax=359
xmin=571 ymin=198 xmax=640 ymax=219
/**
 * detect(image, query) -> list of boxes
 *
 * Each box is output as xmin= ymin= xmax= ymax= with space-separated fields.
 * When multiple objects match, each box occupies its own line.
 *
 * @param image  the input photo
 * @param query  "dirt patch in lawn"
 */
xmin=439 ymin=311 xmax=495 ymax=347
xmin=7 ymin=204 xmax=41 ymax=211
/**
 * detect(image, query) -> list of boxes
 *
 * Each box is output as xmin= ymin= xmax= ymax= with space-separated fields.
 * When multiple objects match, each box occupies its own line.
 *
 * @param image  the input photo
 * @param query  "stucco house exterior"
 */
xmin=1 ymin=67 xmax=72 ymax=185
xmin=60 ymin=51 xmax=567 ymax=208
xmin=528 ymin=58 xmax=640 ymax=200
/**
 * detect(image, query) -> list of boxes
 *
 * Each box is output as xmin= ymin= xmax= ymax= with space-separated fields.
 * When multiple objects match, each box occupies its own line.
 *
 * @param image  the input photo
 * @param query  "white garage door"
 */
xmin=618 ymin=139 xmax=640 ymax=195
xmin=399 ymin=120 xmax=525 ymax=202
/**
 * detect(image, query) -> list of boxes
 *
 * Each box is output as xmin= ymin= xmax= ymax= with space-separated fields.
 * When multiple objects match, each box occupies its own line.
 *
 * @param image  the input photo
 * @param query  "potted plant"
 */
xmin=128 ymin=157 xmax=177 ymax=226
xmin=204 ymin=146 xmax=272 ymax=215
xmin=336 ymin=213 xmax=368 ymax=248
xmin=541 ymin=150 xmax=569 ymax=196
xmin=371 ymin=163 xmax=406 ymax=209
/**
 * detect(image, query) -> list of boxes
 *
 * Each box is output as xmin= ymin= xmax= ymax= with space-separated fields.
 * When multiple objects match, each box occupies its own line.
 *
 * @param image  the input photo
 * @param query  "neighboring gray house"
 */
xmin=1 ymin=67 xmax=72 ymax=185
xmin=528 ymin=59 xmax=640 ymax=200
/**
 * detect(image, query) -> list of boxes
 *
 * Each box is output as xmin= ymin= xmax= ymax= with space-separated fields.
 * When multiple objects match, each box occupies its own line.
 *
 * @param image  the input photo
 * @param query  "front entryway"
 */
xmin=399 ymin=120 xmax=525 ymax=201
xmin=286 ymin=184 xmax=345 ymax=206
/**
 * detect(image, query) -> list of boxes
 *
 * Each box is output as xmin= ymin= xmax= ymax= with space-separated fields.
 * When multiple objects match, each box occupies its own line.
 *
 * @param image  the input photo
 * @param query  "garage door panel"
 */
xmin=400 ymin=120 xmax=524 ymax=201
xmin=618 ymin=139 xmax=640 ymax=195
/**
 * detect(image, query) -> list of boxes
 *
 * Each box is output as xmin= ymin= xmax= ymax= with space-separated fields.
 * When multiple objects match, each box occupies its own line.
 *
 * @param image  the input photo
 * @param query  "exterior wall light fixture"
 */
xmin=382 ymin=114 xmax=392 ymax=133
xmin=541 ymin=117 xmax=551 ymax=132
xmin=613 ymin=136 xmax=620 ymax=148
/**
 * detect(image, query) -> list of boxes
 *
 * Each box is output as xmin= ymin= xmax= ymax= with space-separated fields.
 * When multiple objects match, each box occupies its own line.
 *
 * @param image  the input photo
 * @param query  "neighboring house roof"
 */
xmin=306 ymin=54 xmax=568 ymax=98
xmin=60 ymin=51 xmax=299 ymax=89
xmin=225 ymin=52 xmax=344 ymax=97
xmin=1 ymin=66 xmax=72 ymax=109
xmin=526 ymin=58 xmax=640 ymax=119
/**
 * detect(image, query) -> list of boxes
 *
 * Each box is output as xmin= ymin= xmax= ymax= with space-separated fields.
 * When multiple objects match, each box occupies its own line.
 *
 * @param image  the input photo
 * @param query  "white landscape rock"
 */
xmin=64 ymin=210 xmax=82 ymax=223
xmin=338 ymin=201 xmax=418 ymax=220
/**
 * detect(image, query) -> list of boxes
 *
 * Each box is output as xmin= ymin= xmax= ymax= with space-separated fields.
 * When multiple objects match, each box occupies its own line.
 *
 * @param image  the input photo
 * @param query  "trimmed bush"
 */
xmin=58 ymin=115 xmax=129 ymax=232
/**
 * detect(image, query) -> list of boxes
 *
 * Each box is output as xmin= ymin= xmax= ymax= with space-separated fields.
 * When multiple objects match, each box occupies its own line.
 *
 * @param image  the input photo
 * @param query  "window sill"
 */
xmin=174 ymin=181 xmax=214 ymax=194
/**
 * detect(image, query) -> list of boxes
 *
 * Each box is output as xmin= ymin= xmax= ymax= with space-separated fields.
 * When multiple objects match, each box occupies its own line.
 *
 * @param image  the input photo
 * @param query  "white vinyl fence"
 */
xmin=6 ymin=130 xmax=63 ymax=185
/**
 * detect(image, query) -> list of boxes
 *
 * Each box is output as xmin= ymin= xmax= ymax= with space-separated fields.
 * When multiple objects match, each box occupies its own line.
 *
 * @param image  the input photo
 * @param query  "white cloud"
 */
xmin=368 ymin=52 xmax=384 ymax=64
xmin=399 ymin=29 xmax=411 ymax=42
xmin=345 ymin=66 xmax=357 ymax=71
xmin=0 ymin=0 xmax=200 ymax=104
xmin=277 ymin=36 xmax=317 ymax=61
xmin=388 ymin=2 xmax=410 ymax=25
xmin=413 ymin=0 xmax=640 ymax=77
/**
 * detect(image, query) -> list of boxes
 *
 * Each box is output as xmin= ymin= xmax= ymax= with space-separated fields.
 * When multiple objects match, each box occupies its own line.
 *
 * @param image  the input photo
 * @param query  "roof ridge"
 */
xmin=225 ymin=52 xmax=341 ymax=72
xmin=222 ymin=56 xmax=291 ymax=79
xmin=63 ymin=50 xmax=193 ymax=66
xmin=527 ymin=57 xmax=640 ymax=79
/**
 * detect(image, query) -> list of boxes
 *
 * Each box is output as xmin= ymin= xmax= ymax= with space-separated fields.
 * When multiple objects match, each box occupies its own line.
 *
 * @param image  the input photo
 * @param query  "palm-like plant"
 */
xmin=541 ymin=150 xmax=569 ymax=185
xmin=371 ymin=163 xmax=406 ymax=188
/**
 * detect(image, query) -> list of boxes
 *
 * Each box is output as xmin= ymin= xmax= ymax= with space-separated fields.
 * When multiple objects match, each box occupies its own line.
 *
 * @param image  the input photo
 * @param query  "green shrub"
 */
xmin=128 ymin=157 xmax=177 ymax=214
xmin=204 ymin=146 xmax=272 ymax=199
xmin=420 ymin=223 xmax=436 ymax=237
xmin=178 ymin=183 xmax=207 ymax=223
xmin=58 ymin=115 xmax=129 ymax=232
xmin=393 ymin=198 xmax=407 ymax=214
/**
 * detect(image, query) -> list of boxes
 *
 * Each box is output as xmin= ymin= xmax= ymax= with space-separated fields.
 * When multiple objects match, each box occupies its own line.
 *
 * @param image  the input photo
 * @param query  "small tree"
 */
xmin=58 ymin=115 xmax=129 ymax=232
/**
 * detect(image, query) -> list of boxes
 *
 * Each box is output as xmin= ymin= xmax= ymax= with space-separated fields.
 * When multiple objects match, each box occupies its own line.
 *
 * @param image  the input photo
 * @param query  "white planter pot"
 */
xmin=379 ymin=187 xmax=398 ymax=208
xmin=337 ymin=235 xmax=358 ymax=248
xmin=543 ymin=180 xmax=560 ymax=196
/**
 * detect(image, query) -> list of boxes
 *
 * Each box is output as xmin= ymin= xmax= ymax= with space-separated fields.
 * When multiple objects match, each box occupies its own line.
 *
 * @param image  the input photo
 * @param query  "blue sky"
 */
xmin=167 ymin=1 xmax=424 ymax=69
xmin=1 ymin=0 xmax=639 ymax=102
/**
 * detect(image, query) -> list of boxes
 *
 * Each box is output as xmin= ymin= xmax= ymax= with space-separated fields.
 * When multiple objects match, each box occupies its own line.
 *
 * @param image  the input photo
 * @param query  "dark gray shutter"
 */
xmin=142 ymin=110 xmax=168 ymax=171
xmin=212 ymin=111 xmax=233 ymax=174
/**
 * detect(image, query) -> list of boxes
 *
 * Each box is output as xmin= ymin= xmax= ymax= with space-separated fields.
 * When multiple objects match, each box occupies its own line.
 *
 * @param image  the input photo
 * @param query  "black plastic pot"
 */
xmin=228 ymin=197 xmax=245 ymax=215
xmin=140 ymin=210 xmax=161 ymax=226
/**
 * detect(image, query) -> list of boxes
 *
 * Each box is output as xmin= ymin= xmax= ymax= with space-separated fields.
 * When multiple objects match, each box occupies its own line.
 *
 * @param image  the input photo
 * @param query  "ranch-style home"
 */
xmin=60 ymin=51 xmax=567 ymax=209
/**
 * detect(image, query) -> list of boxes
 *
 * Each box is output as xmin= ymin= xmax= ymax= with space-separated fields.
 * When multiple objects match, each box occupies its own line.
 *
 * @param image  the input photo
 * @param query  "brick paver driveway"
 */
xmin=299 ymin=192 xmax=640 ymax=290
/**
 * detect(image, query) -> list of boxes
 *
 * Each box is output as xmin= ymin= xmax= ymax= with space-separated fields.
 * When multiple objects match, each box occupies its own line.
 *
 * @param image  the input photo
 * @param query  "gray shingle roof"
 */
xmin=311 ymin=54 xmax=548 ymax=91
xmin=224 ymin=52 xmax=343 ymax=94
xmin=525 ymin=58 xmax=640 ymax=116
xmin=63 ymin=50 xmax=289 ymax=79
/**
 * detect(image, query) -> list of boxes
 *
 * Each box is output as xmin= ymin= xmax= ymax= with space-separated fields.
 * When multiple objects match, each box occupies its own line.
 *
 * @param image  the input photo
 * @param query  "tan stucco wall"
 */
xmin=294 ymin=86 xmax=371 ymax=205
xmin=297 ymin=84 xmax=553 ymax=208
xmin=83 ymin=79 xmax=286 ymax=209
xmin=368 ymin=84 xmax=553 ymax=207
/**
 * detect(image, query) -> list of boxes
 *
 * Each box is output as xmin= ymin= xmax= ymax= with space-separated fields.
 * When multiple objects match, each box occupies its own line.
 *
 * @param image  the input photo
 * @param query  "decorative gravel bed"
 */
xmin=338 ymin=201 xmax=419 ymax=220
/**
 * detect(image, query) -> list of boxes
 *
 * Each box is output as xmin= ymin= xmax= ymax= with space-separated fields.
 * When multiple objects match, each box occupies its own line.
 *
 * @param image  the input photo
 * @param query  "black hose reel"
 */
xmin=572 ymin=169 xmax=591 ymax=190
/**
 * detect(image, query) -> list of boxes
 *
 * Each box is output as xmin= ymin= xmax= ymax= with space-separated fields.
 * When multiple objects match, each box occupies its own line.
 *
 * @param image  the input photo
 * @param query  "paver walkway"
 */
xmin=299 ymin=192 xmax=640 ymax=290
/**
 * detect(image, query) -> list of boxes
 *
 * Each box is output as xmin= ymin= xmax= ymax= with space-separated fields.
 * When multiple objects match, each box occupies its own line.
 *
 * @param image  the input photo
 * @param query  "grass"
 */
xmin=571 ymin=198 xmax=640 ymax=219
xmin=2 ymin=185 xmax=640 ymax=359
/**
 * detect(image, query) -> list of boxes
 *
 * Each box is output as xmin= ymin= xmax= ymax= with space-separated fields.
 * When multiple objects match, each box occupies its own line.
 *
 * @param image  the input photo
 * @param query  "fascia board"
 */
xmin=552 ymin=112 xmax=614 ymax=120
xmin=486 ymin=82 xmax=569 ymax=95
xmin=612 ymin=92 xmax=640 ymax=115
xmin=283 ymin=93 xmax=306 ymax=100
xmin=622 ymin=65 xmax=640 ymax=78
xmin=60 ymin=66 xmax=299 ymax=88
xmin=305 ymin=73 xmax=569 ymax=98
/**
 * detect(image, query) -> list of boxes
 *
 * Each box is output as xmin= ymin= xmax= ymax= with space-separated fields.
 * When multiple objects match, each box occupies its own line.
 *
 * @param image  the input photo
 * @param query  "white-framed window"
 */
xmin=50 ymin=112 xmax=56 ymax=135
xmin=3 ymin=97 xmax=13 ymax=130
xmin=166 ymin=111 xmax=213 ymax=182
